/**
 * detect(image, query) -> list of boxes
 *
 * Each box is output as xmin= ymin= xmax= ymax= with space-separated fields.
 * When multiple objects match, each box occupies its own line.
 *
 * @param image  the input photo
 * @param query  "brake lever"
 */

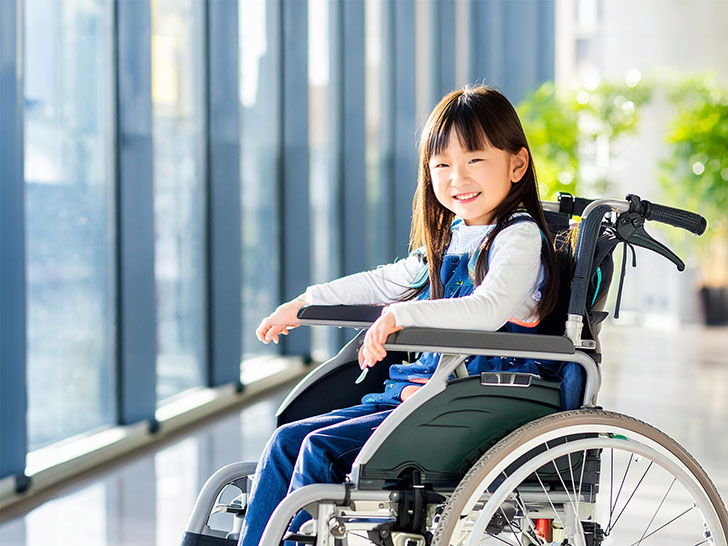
xmin=616 ymin=212 xmax=685 ymax=271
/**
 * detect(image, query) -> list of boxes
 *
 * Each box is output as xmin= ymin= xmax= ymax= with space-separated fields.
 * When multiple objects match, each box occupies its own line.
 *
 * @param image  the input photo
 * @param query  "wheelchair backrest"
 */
xmin=538 ymin=210 xmax=618 ymax=349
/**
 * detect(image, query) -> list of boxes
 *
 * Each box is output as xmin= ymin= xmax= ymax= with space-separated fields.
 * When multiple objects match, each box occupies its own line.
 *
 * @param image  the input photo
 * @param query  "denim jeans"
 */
xmin=238 ymin=403 xmax=396 ymax=546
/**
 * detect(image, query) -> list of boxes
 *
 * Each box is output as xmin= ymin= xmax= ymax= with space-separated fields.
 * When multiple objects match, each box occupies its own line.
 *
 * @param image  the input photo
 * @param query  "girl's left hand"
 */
xmin=360 ymin=310 xmax=402 ymax=370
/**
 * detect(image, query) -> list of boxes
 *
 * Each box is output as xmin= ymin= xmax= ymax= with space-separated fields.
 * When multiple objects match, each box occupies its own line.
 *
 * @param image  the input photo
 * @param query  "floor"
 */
xmin=0 ymin=322 xmax=726 ymax=546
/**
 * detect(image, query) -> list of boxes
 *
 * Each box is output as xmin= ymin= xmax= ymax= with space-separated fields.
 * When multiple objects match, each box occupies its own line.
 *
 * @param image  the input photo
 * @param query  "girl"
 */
xmin=239 ymin=85 xmax=561 ymax=546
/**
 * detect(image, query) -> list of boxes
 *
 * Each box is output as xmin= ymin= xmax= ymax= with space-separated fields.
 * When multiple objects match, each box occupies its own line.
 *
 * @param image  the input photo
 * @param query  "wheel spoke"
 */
xmin=534 ymin=470 xmax=566 ymax=529
xmin=609 ymin=448 xmax=614 ymax=523
xmin=608 ymin=452 xmax=633 ymax=532
xmin=626 ymin=505 xmax=696 ymax=546
xmin=635 ymin=477 xmax=676 ymax=545
xmin=497 ymin=506 xmax=525 ymax=546
xmin=576 ymin=449 xmax=587 ymax=506
xmin=512 ymin=491 xmax=548 ymax=546
xmin=607 ymin=461 xmax=653 ymax=535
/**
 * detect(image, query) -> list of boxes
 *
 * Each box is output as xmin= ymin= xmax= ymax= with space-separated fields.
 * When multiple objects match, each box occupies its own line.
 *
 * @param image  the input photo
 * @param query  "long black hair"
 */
xmin=409 ymin=85 xmax=559 ymax=320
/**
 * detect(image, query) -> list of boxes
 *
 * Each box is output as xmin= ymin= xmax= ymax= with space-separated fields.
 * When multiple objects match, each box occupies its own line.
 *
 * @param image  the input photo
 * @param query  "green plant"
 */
xmin=660 ymin=73 xmax=728 ymax=286
xmin=518 ymin=77 xmax=652 ymax=200
xmin=517 ymin=82 xmax=579 ymax=200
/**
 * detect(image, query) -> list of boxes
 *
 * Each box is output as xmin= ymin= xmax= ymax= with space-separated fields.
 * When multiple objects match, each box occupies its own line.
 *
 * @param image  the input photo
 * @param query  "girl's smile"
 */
xmin=453 ymin=192 xmax=480 ymax=202
xmin=429 ymin=132 xmax=529 ymax=225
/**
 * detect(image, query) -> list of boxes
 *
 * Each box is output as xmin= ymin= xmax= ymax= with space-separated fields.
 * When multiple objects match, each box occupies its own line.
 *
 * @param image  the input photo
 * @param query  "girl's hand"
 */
xmin=256 ymin=297 xmax=308 ymax=344
xmin=359 ymin=309 xmax=402 ymax=370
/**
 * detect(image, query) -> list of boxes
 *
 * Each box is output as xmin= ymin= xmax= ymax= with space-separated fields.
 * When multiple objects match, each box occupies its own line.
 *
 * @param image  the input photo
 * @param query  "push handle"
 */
xmin=644 ymin=201 xmax=707 ymax=236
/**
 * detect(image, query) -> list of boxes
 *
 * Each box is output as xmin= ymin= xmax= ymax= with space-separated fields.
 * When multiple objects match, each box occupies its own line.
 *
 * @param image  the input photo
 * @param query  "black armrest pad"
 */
xmin=384 ymin=327 xmax=575 ymax=355
xmin=297 ymin=305 xmax=385 ymax=327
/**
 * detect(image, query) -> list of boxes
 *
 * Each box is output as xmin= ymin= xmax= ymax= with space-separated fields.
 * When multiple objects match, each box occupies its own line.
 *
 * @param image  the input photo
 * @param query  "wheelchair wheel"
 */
xmin=432 ymin=410 xmax=728 ymax=546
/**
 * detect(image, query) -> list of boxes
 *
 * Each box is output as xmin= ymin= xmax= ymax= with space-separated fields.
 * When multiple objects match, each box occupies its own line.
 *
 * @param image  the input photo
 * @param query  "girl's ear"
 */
xmin=510 ymin=147 xmax=529 ymax=183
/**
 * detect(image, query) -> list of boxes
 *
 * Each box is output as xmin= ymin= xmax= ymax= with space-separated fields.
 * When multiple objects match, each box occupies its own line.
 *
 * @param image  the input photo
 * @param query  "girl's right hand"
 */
xmin=255 ymin=296 xmax=309 ymax=344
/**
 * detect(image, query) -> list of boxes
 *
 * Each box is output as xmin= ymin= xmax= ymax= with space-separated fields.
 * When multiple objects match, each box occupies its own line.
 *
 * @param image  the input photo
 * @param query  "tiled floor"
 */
xmin=1 ymin=322 xmax=726 ymax=546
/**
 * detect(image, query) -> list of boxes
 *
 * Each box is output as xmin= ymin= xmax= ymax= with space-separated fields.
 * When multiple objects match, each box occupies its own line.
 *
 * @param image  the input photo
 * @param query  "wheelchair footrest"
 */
xmin=181 ymin=531 xmax=237 ymax=546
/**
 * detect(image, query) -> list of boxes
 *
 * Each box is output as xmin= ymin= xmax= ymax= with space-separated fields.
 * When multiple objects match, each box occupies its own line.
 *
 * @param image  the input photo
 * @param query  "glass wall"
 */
xmin=308 ymin=0 xmax=337 ymax=360
xmin=365 ymin=0 xmax=387 ymax=267
xmin=24 ymin=0 xmax=116 ymax=450
xmin=239 ymin=0 xmax=281 ymax=369
xmin=151 ymin=0 xmax=207 ymax=402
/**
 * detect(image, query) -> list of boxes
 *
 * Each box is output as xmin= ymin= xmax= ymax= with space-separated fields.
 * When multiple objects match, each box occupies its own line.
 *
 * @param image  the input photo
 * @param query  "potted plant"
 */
xmin=660 ymin=73 xmax=728 ymax=325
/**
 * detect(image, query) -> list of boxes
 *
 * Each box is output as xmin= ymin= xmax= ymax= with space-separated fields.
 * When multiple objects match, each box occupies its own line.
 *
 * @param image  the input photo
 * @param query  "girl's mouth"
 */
xmin=453 ymin=192 xmax=480 ymax=203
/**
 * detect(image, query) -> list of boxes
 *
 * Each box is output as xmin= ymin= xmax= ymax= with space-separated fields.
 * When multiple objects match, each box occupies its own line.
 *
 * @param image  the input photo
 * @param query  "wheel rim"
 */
xmin=436 ymin=414 xmax=727 ymax=546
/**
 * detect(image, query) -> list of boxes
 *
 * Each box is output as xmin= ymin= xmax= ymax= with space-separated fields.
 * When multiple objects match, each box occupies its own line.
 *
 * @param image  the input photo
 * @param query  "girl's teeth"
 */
xmin=456 ymin=193 xmax=478 ymax=200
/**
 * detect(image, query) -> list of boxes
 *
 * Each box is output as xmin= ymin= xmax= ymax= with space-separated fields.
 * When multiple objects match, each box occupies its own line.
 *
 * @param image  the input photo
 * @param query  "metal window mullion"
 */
xmin=469 ymin=0 xmax=504 ymax=88
xmin=433 ymin=0 xmax=456 ymax=104
xmin=392 ymin=0 xmax=417 ymax=258
xmin=329 ymin=0 xmax=344 ymax=281
xmin=280 ymin=0 xmax=310 ymax=357
xmin=537 ymin=0 xmax=556 ymax=85
xmin=341 ymin=0 xmax=366 ymax=277
xmin=205 ymin=0 xmax=242 ymax=388
xmin=0 ymin=0 xmax=29 ymax=490
xmin=115 ymin=0 xmax=157 ymax=426
xmin=376 ymin=0 xmax=396 ymax=265
xmin=503 ymin=1 xmax=538 ymax=104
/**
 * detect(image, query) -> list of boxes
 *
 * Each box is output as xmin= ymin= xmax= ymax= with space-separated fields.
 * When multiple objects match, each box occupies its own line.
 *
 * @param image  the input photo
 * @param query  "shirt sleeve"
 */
xmin=386 ymin=222 xmax=542 ymax=331
xmin=304 ymin=251 xmax=426 ymax=305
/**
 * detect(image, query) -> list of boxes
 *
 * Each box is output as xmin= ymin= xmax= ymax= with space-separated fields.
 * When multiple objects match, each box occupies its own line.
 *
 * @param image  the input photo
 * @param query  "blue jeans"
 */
xmin=238 ymin=403 xmax=396 ymax=546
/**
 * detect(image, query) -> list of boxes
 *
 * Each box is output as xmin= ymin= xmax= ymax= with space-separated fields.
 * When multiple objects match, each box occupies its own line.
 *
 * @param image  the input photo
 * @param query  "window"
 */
xmin=24 ymin=0 xmax=116 ymax=450
xmin=151 ymin=0 xmax=207 ymax=402
xmin=240 ymin=0 xmax=282 ymax=367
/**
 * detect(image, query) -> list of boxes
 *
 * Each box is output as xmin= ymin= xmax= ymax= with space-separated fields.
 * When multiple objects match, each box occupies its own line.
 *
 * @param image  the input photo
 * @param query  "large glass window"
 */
xmin=24 ymin=0 xmax=116 ymax=450
xmin=308 ymin=0 xmax=336 ymax=360
xmin=365 ymin=0 xmax=387 ymax=267
xmin=240 ymin=0 xmax=282 ymax=368
xmin=151 ymin=0 xmax=207 ymax=403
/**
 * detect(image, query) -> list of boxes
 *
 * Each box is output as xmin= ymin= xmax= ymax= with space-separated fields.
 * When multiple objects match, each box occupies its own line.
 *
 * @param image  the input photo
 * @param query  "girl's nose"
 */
xmin=450 ymin=165 xmax=467 ymax=186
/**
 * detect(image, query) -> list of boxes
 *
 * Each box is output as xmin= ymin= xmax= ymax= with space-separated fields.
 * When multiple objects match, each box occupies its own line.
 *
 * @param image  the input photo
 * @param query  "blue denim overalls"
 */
xmin=239 ymin=218 xmax=584 ymax=546
xmin=361 ymin=217 xmax=584 ymax=410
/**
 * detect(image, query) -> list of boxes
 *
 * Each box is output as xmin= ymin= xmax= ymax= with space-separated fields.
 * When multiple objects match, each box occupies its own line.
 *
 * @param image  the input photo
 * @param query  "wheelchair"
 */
xmin=182 ymin=194 xmax=728 ymax=546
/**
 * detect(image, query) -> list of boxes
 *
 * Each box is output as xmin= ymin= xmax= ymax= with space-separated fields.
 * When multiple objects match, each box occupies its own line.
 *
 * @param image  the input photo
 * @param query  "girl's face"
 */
xmin=428 ymin=132 xmax=529 ymax=225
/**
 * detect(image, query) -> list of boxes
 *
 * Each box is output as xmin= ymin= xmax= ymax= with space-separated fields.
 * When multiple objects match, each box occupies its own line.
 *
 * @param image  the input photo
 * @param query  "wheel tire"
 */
xmin=432 ymin=409 xmax=728 ymax=546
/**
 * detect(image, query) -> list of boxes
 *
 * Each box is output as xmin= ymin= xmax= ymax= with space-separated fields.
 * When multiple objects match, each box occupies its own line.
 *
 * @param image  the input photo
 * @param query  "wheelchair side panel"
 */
xmin=275 ymin=356 xmax=397 ymax=427
xmin=357 ymin=375 xmax=562 ymax=487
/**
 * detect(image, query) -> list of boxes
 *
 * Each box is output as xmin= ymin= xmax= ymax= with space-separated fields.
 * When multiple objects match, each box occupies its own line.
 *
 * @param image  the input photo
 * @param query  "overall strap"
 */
xmin=467 ymin=213 xmax=546 ymax=279
xmin=408 ymin=218 xmax=466 ymax=292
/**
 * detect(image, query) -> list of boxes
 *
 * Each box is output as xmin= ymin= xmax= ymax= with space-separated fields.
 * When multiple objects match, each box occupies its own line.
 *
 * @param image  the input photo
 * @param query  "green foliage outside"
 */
xmin=659 ymin=73 xmax=728 ymax=285
xmin=517 ymin=77 xmax=652 ymax=201
xmin=517 ymin=72 xmax=727 ymax=286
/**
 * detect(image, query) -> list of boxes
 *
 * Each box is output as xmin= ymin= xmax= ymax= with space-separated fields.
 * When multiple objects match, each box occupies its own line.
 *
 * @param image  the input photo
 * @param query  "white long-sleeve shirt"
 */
xmin=304 ymin=219 xmax=544 ymax=331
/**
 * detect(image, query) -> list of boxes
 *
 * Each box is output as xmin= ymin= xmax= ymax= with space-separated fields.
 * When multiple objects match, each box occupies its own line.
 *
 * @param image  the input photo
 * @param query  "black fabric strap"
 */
xmin=614 ymin=241 xmax=637 ymax=319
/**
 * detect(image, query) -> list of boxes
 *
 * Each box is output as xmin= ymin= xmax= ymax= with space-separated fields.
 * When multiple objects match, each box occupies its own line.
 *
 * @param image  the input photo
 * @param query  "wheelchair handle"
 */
xmin=640 ymin=199 xmax=707 ymax=236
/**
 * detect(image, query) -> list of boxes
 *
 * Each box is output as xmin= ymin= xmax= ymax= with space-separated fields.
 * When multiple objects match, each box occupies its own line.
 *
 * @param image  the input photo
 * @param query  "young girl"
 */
xmin=239 ymin=85 xmax=561 ymax=546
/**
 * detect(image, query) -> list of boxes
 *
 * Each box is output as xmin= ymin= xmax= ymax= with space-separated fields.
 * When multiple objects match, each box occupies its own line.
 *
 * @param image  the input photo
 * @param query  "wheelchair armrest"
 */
xmin=382 ymin=327 xmax=575 ymax=356
xmin=297 ymin=305 xmax=385 ymax=328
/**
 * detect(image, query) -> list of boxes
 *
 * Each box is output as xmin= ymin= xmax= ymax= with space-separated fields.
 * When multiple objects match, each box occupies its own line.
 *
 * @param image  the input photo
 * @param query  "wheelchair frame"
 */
xmin=182 ymin=196 xmax=728 ymax=546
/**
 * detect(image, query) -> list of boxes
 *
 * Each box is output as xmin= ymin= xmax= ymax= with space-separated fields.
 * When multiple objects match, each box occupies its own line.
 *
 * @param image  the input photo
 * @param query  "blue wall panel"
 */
xmin=0 ymin=0 xmax=29 ymax=487
xmin=115 ymin=0 xmax=157 ymax=426
xmin=206 ymin=0 xmax=242 ymax=387
xmin=280 ymin=0 xmax=311 ymax=357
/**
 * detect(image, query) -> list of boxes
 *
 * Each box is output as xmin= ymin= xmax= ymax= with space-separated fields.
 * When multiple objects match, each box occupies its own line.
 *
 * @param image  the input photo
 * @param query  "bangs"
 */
xmin=426 ymin=94 xmax=492 ymax=157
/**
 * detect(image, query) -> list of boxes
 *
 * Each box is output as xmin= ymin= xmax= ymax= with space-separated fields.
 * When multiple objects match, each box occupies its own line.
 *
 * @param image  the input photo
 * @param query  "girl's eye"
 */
xmin=469 ymin=158 xmax=483 ymax=164
xmin=432 ymin=163 xmax=449 ymax=169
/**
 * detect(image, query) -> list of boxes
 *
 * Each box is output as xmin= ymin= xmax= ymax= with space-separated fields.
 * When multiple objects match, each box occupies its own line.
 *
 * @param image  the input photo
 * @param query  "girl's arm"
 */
xmin=303 ymin=252 xmax=424 ymax=305
xmin=257 ymin=252 xmax=424 ymax=344
xmin=359 ymin=223 xmax=542 ymax=368
xmin=387 ymin=222 xmax=543 ymax=331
